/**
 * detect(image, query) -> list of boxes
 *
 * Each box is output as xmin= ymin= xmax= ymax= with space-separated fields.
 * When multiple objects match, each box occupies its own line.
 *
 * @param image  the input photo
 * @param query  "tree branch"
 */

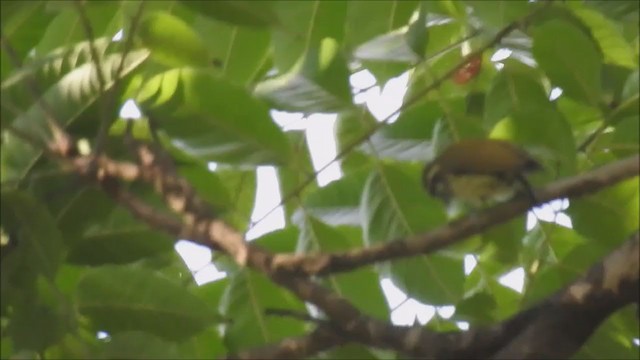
xmin=490 ymin=231 xmax=639 ymax=359
xmin=234 ymin=231 xmax=639 ymax=359
xmin=49 ymin=127 xmax=640 ymax=359
xmin=55 ymin=133 xmax=446 ymax=358
xmin=270 ymin=155 xmax=640 ymax=276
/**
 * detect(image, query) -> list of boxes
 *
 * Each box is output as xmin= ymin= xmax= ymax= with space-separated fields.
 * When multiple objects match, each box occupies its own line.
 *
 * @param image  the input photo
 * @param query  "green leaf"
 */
xmin=191 ymin=277 xmax=229 ymax=310
xmin=67 ymin=229 xmax=175 ymax=265
xmin=76 ymin=265 xmax=222 ymax=341
xmin=466 ymin=0 xmax=530 ymax=30
xmin=220 ymin=270 xmax=306 ymax=352
xmin=97 ymin=331 xmax=180 ymax=359
xmin=255 ymin=38 xmax=353 ymax=113
xmin=343 ymin=1 xmax=418 ymax=50
xmin=361 ymin=164 xmax=458 ymax=304
xmin=404 ymin=3 xmax=428 ymax=58
xmin=532 ymin=20 xmax=602 ymax=105
xmin=277 ymin=131 xmax=316 ymax=221
xmin=0 ymin=2 xmax=55 ymax=64
xmin=454 ymin=291 xmax=497 ymax=324
xmin=137 ymin=68 xmax=292 ymax=166
xmin=177 ymin=325 xmax=226 ymax=360
xmin=521 ymin=222 xmax=583 ymax=271
xmin=621 ymin=70 xmax=639 ymax=101
xmin=0 ymin=190 xmax=64 ymax=279
xmin=138 ymin=11 xmax=211 ymax=68
xmin=611 ymin=115 xmax=640 ymax=158
xmin=55 ymin=265 xmax=87 ymax=297
xmin=216 ymin=229 xmax=305 ymax=351
xmin=56 ymin=186 xmax=117 ymax=242
xmin=0 ymin=338 xmax=12 ymax=359
xmin=4 ymin=275 xmax=76 ymax=354
xmin=521 ymin=223 xmax=588 ymax=305
xmin=368 ymin=100 xmax=445 ymax=162
xmin=6 ymin=48 xmax=149 ymax=180
xmin=8 ymin=300 xmax=69 ymax=352
xmin=322 ymin=344 xmax=384 ymax=360
xmin=480 ymin=217 xmax=526 ymax=265
xmin=297 ymin=217 xmax=389 ymax=318
xmin=571 ymin=7 xmax=638 ymax=69
xmin=335 ymin=110 xmax=378 ymax=162
xmin=568 ymin=176 xmax=639 ymax=247
xmin=486 ymin=64 xmax=577 ymax=178
xmin=34 ymin=2 xmax=121 ymax=55
xmin=304 ymin=169 xmax=370 ymax=227
xmin=178 ymin=164 xmax=232 ymax=214
xmin=0 ymin=133 xmax=41 ymax=184
xmin=361 ymin=163 xmax=446 ymax=246
xmin=271 ymin=1 xmax=347 ymax=72
xmin=3 ymin=37 xmax=111 ymax=93
xmin=215 ymin=167 xmax=257 ymax=231
xmin=188 ymin=13 xmax=271 ymax=85
xmin=584 ymin=1 xmax=640 ymax=22
xmin=354 ymin=27 xmax=421 ymax=64
xmin=574 ymin=307 xmax=640 ymax=359
xmin=389 ymin=253 xmax=465 ymax=305
xmin=484 ymin=62 xmax=551 ymax=129
xmin=489 ymin=107 xmax=577 ymax=179
xmin=556 ymin=97 xmax=603 ymax=143
xmin=181 ymin=0 xmax=280 ymax=28
xmin=462 ymin=267 xmax=522 ymax=320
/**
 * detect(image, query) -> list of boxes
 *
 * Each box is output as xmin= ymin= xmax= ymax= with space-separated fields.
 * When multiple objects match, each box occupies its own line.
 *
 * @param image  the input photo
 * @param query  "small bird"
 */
xmin=422 ymin=139 xmax=541 ymax=206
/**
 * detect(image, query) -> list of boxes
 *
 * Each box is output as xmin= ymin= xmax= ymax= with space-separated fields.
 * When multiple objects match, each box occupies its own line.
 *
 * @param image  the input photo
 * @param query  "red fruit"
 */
xmin=453 ymin=55 xmax=482 ymax=84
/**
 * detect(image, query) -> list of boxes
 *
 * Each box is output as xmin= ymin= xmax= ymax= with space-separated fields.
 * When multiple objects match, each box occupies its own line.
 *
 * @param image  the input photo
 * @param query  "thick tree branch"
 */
xmin=44 ymin=117 xmax=640 ymax=360
xmin=43 ymin=127 xmax=640 ymax=360
xmin=56 ymin=137 xmax=429 ymax=356
xmin=270 ymin=155 xmax=640 ymax=276
xmin=490 ymin=231 xmax=639 ymax=359
xmin=229 ymin=231 xmax=640 ymax=359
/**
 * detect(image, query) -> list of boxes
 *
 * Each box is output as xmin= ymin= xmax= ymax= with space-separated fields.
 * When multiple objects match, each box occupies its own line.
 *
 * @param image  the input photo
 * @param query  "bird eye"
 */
xmin=433 ymin=178 xmax=447 ymax=194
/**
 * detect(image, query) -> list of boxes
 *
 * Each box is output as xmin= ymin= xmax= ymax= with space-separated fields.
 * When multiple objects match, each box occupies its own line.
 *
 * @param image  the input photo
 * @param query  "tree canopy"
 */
xmin=1 ymin=1 xmax=638 ymax=359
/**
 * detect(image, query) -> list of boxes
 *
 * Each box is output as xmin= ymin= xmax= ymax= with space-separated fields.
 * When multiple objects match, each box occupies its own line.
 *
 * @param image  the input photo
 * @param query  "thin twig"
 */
xmin=577 ymin=93 xmax=640 ymax=152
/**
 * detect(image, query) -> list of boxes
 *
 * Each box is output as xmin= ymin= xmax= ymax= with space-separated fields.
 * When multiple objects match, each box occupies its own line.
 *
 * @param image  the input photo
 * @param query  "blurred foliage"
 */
xmin=1 ymin=0 xmax=638 ymax=359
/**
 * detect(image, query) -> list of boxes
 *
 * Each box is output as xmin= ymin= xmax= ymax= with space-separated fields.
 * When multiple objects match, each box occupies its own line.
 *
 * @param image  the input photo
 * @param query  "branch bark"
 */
xmin=4 ymin=2 xmax=636 ymax=358
xmin=36 ymin=120 xmax=640 ymax=359
xmin=229 ymin=231 xmax=640 ymax=359
xmin=270 ymin=155 xmax=640 ymax=277
xmin=490 ymin=231 xmax=639 ymax=359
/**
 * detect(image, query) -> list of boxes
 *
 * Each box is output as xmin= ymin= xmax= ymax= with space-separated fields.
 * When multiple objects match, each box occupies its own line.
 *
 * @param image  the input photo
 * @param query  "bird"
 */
xmin=422 ymin=139 xmax=542 ymax=207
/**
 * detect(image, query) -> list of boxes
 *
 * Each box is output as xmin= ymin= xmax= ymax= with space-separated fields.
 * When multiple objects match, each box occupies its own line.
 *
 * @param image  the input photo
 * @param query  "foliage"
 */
xmin=0 ymin=0 xmax=638 ymax=359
